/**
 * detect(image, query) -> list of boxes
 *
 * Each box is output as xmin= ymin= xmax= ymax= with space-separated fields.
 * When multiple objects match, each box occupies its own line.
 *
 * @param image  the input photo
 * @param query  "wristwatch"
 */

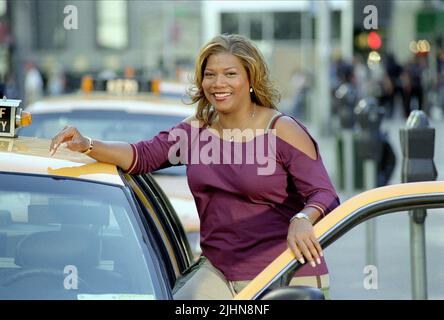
xmin=290 ymin=212 xmax=311 ymax=224
xmin=82 ymin=136 xmax=94 ymax=155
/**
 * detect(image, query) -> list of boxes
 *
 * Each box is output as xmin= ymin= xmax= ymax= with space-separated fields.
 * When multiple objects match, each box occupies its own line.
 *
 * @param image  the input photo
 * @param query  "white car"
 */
xmin=20 ymin=93 xmax=201 ymax=256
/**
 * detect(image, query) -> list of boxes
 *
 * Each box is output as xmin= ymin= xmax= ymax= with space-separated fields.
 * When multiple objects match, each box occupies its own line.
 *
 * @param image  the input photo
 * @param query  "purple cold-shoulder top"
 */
xmin=126 ymin=114 xmax=340 ymax=281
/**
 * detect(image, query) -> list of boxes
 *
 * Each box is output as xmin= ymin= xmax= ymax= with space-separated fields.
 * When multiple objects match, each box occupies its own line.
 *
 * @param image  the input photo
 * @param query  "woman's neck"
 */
xmin=217 ymin=102 xmax=256 ymax=130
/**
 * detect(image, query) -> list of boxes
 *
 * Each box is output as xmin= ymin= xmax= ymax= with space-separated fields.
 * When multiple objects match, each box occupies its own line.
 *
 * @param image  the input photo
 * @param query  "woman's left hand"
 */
xmin=287 ymin=219 xmax=323 ymax=268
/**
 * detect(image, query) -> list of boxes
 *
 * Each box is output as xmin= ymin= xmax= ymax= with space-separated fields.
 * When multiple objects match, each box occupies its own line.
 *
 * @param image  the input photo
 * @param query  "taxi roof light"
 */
xmin=17 ymin=110 xmax=32 ymax=128
xmin=0 ymin=98 xmax=31 ymax=138
xmin=78 ymin=73 xmax=189 ymax=99
xmin=81 ymin=75 xmax=94 ymax=93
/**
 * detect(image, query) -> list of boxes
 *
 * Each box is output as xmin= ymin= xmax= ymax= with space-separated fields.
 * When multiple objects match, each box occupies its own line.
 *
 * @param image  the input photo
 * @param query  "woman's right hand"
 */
xmin=50 ymin=125 xmax=90 ymax=156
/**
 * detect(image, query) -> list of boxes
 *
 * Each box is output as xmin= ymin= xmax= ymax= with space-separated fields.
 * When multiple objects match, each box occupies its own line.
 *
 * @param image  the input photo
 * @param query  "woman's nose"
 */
xmin=213 ymin=74 xmax=227 ymax=87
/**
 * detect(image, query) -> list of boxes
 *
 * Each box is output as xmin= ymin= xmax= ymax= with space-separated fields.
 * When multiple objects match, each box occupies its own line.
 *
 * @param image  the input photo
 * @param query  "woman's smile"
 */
xmin=202 ymin=52 xmax=251 ymax=112
xmin=213 ymin=92 xmax=232 ymax=101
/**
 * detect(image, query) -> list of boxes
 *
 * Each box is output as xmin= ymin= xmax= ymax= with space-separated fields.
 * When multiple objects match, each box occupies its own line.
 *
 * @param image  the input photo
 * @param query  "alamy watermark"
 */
xmin=363 ymin=5 xmax=378 ymax=30
xmin=363 ymin=265 xmax=378 ymax=290
xmin=64 ymin=265 xmax=78 ymax=290
xmin=64 ymin=5 xmax=78 ymax=30
xmin=167 ymin=121 xmax=277 ymax=176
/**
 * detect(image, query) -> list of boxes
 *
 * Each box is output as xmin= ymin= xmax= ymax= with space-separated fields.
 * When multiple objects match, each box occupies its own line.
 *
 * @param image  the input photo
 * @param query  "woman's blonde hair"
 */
xmin=187 ymin=34 xmax=280 ymax=127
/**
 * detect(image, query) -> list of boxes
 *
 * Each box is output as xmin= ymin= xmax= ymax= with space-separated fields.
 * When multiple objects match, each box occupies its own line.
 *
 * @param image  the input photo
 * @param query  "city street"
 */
xmin=1 ymin=0 xmax=444 ymax=302
xmin=310 ymin=114 xmax=444 ymax=299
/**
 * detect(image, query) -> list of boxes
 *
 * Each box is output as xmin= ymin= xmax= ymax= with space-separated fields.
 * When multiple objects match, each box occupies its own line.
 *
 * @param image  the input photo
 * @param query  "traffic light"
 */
xmin=353 ymin=29 xmax=384 ymax=69
xmin=367 ymin=31 xmax=381 ymax=50
xmin=354 ymin=30 xmax=383 ymax=52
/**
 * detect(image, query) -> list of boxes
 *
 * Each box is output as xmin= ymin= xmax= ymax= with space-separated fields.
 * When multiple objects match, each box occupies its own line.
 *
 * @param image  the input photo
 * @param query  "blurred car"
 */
xmin=18 ymin=90 xmax=201 ymax=255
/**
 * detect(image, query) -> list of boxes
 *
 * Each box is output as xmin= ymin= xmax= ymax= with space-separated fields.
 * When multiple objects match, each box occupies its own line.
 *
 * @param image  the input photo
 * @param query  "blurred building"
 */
xmin=201 ymin=0 xmax=348 ymax=105
xmin=7 ymin=0 xmax=350 ymax=103
xmin=7 ymin=0 xmax=202 ymax=100
xmin=4 ymin=0 xmax=444 ymax=107
xmin=0 ymin=0 xmax=11 ymax=94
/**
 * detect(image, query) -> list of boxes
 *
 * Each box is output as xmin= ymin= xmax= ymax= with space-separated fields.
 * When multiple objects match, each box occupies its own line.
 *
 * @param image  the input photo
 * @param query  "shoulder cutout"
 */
xmin=274 ymin=116 xmax=318 ymax=160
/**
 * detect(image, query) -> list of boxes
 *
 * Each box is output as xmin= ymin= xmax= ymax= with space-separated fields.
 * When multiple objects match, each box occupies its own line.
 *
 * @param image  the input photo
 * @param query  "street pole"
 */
xmin=355 ymin=98 xmax=385 ymax=268
xmin=409 ymin=209 xmax=427 ymax=299
xmin=342 ymin=129 xmax=355 ymax=196
xmin=341 ymin=0 xmax=354 ymax=62
xmin=315 ymin=0 xmax=331 ymax=136
xmin=162 ymin=2 xmax=176 ymax=79
xmin=400 ymin=110 xmax=437 ymax=300
xmin=364 ymin=159 xmax=377 ymax=267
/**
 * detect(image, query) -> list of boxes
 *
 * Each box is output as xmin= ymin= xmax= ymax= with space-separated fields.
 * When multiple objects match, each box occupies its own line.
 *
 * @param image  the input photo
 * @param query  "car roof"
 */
xmin=26 ymin=93 xmax=196 ymax=117
xmin=0 ymin=136 xmax=124 ymax=186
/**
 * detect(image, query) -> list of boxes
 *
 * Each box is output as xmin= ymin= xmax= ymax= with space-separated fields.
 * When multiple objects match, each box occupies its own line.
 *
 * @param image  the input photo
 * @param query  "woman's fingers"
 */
xmin=50 ymin=126 xmax=78 ymax=156
xmin=305 ymin=238 xmax=322 ymax=266
xmin=311 ymin=234 xmax=324 ymax=258
xmin=295 ymin=239 xmax=316 ymax=268
xmin=288 ymin=235 xmax=323 ymax=268
xmin=288 ymin=239 xmax=305 ymax=265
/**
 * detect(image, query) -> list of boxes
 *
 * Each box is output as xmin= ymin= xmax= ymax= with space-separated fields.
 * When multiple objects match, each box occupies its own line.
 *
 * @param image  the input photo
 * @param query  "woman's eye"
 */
xmin=226 ymin=72 xmax=236 ymax=76
xmin=204 ymin=73 xmax=214 ymax=78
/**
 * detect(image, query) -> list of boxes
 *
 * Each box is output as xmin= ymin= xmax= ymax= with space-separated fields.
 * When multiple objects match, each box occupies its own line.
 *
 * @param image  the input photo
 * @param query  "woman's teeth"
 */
xmin=214 ymin=93 xmax=231 ymax=98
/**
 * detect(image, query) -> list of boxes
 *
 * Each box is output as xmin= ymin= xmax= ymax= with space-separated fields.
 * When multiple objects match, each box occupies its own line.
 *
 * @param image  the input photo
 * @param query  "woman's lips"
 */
xmin=213 ymin=93 xmax=232 ymax=101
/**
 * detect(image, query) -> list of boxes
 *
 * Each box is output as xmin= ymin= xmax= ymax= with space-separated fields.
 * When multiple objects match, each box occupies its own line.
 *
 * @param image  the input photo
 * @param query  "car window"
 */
xmin=257 ymin=200 xmax=444 ymax=300
xmin=326 ymin=207 xmax=444 ymax=299
xmin=0 ymin=173 xmax=161 ymax=300
xmin=18 ymin=110 xmax=187 ymax=176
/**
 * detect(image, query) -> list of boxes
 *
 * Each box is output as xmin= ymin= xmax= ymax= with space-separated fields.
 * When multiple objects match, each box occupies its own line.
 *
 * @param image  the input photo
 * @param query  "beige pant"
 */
xmin=173 ymin=257 xmax=330 ymax=300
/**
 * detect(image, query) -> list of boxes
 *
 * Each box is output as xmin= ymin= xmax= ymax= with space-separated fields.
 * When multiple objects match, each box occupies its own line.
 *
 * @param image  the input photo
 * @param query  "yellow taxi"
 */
xmin=1 ymin=99 xmax=443 ymax=300
xmin=19 ymin=79 xmax=201 ymax=256
xmin=0 ymin=99 xmax=196 ymax=299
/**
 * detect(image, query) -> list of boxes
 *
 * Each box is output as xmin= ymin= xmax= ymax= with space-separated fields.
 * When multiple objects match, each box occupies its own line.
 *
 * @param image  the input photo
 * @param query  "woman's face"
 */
xmin=202 ymin=52 xmax=251 ymax=114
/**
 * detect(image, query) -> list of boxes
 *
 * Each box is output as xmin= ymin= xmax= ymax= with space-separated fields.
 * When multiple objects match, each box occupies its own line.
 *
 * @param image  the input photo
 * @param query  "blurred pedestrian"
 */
xmin=437 ymin=48 xmax=444 ymax=118
xmin=50 ymin=34 xmax=340 ymax=300
xmin=352 ymin=54 xmax=369 ymax=100
xmin=4 ymin=72 xmax=19 ymax=99
xmin=47 ymin=62 xmax=66 ymax=96
xmin=24 ymin=61 xmax=43 ymax=106
xmin=331 ymin=53 xmax=353 ymax=93
xmin=124 ymin=66 xmax=135 ymax=79
xmin=290 ymin=67 xmax=310 ymax=120
xmin=0 ymin=79 xmax=5 ymax=97
xmin=401 ymin=55 xmax=424 ymax=117
xmin=380 ymin=53 xmax=403 ymax=118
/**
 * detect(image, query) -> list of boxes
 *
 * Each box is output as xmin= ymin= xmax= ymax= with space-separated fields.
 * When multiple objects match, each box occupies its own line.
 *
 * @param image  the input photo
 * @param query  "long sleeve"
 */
xmin=125 ymin=121 xmax=190 ymax=175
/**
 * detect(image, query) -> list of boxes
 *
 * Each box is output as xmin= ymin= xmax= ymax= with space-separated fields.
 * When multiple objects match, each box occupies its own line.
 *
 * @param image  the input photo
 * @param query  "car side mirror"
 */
xmin=261 ymin=286 xmax=325 ymax=300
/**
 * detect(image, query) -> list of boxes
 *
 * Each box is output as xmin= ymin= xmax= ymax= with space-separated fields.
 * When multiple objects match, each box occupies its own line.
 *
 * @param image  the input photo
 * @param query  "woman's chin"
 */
xmin=212 ymin=103 xmax=233 ymax=114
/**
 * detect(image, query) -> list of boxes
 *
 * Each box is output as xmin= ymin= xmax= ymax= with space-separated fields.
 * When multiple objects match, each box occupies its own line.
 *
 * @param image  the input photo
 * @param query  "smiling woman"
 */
xmin=169 ymin=34 xmax=339 ymax=299
xmin=189 ymin=34 xmax=280 ymax=129
xmin=49 ymin=34 xmax=339 ymax=300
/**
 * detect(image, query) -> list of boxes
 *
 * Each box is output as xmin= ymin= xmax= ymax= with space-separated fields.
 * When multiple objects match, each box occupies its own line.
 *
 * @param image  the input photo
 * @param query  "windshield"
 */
xmin=18 ymin=110 xmax=187 ymax=176
xmin=0 ymin=173 xmax=162 ymax=300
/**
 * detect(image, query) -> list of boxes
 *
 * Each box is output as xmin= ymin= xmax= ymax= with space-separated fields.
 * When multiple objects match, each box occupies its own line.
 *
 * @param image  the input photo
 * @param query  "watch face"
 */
xmin=295 ymin=213 xmax=311 ymax=224
xmin=290 ymin=212 xmax=311 ymax=224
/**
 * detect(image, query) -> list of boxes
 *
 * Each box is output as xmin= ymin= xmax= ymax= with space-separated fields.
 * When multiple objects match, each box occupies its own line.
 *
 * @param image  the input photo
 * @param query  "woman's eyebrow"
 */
xmin=205 ymin=66 xmax=238 ymax=71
